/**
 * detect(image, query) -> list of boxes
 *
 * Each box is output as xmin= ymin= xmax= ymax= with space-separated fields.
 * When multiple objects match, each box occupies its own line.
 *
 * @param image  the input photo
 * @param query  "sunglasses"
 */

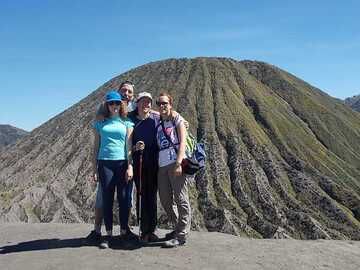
xmin=156 ymin=101 xmax=169 ymax=106
xmin=107 ymin=101 xmax=121 ymax=106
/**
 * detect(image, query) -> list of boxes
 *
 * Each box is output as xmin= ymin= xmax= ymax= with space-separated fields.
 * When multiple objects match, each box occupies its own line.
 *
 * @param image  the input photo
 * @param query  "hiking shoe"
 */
xmin=147 ymin=233 xmax=159 ymax=242
xmin=85 ymin=230 xmax=101 ymax=245
xmin=164 ymin=230 xmax=176 ymax=241
xmin=162 ymin=238 xmax=186 ymax=248
xmin=99 ymin=236 xmax=112 ymax=249
xmin=121 ymin=229 xmax=139 ymax=241
xmin=140 ymin=233 xmax=159 ymax=243
xmin=140 ymin=234 xmax=149 ymax=243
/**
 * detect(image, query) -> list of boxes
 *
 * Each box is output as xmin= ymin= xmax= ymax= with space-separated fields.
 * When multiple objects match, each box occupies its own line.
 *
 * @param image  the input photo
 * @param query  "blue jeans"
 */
xmin=97 ymin=160 xmax=133 ymax=232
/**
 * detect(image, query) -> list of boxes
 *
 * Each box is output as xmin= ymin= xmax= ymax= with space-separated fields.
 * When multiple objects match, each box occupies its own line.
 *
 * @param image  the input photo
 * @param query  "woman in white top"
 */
xmin=155 ymin=92 xmax=191 ymax=248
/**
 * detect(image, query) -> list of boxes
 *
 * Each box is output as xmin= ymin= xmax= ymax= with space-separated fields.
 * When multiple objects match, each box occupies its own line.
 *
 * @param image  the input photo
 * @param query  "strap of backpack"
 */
xmin=160 ymin=119 xmax=179 ymax=154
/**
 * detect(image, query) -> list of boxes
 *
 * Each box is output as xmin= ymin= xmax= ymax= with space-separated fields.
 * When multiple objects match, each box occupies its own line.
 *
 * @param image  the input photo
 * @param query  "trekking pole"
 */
xmin=138 ymin=148 xmax=143 ymax=238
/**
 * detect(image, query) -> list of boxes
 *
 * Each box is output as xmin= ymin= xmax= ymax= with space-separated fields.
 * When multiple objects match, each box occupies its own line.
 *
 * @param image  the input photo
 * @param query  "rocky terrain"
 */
xmin=0 ymin=57 xmax=359 ymax=240
xmin=0 ymin=125 xmax=28 ymax=151
xmin=345 ymin=94 xmax=360 ymax=112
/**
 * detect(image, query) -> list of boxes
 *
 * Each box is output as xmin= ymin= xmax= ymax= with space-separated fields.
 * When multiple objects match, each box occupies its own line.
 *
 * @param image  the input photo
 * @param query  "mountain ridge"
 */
xmin=0 ymin=124 xmax=28 ymax=151
xmin=345 ymin=94 xmax=360 ymax=112
xmin=0 ymin=57 xmax=359 ymax=240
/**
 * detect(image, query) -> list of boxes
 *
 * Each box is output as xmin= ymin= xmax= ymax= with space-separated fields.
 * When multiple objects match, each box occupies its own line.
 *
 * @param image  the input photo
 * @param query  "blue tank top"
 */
xmin=94 ymin=116 xmax=134 ymax=160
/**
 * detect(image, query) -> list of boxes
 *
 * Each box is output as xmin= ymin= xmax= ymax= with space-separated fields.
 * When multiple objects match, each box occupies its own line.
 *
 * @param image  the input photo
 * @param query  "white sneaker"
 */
xmin=162 ymin=238 xmax=186 ymax=248
xmin=99 ymin=236 xmax=111 ymax=249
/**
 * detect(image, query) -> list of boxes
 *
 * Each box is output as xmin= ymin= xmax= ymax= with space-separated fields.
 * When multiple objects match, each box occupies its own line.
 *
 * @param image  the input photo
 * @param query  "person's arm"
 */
xmin=92 ymin=128 xmax=100 ymax=181
xmin=125 ymin=127 xmax=134 ymax=182
xmin=151 ymin=110 xmax=189 ymax=128
xmin=149 ymin=109 xmax=159 ymax=115
xmin=174 ymin=121 xmax=187 ymax=176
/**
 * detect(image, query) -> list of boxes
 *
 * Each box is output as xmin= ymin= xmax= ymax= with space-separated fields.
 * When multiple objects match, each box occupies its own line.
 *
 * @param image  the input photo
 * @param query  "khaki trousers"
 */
xmin=157 ymin=163 xmax=191 ymax=240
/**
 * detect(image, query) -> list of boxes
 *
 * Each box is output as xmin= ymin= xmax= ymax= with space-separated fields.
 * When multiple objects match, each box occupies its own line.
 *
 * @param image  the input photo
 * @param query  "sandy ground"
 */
xmin=0 ymin=223 xmax=359 ymax=270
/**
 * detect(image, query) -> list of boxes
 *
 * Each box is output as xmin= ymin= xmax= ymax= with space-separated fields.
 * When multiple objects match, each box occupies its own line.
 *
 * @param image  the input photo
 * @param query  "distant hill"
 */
xmin=0 ymin=125 xmax=28 ymax=150
xmin=0 ymin=57 xmax=359 ymax=240
xmin=345 ymin=94 xmax=360 ymax=112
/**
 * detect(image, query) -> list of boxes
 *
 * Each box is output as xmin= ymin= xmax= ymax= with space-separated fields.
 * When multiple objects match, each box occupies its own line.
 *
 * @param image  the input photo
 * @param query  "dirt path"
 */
xmin=0 ymin=223 xmax=359 ymax=270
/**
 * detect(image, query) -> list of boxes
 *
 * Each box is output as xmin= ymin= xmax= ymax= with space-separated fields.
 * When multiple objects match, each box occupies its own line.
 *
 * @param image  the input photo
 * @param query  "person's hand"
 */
xmin=126 ymin=164 xmax=133 ymax=182
xmin=91 ymin=172 xmax=98 ymax=182
xmin=173 ymin=163 xmax=182 ymax=176
xmin=183 ymin=120 xmax=189 ymax=129
xmin=135 ymin=141 xmax=145 ymax=151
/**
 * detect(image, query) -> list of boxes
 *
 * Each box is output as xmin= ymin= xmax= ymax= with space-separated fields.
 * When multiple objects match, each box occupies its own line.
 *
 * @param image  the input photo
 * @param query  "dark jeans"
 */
xmin=134 ymin=159 xmax=158 ymax=235
xmin=97 ymin=160 xmax=133 ymax=232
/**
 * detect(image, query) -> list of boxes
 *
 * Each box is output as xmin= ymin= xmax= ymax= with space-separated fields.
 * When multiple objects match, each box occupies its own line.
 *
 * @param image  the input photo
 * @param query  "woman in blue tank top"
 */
xmin=92 ymin=91 xmax=134 ymax=249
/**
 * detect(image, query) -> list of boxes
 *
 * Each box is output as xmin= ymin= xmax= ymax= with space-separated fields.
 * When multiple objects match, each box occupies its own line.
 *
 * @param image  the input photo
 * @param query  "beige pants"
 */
xmin=157 ymin=163 xmax=191 ymax=240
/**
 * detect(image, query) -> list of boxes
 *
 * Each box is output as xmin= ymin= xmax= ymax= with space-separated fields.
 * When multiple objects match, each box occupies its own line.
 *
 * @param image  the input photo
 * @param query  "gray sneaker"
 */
xmin=162 ymin=238 xmax=186 ymax=248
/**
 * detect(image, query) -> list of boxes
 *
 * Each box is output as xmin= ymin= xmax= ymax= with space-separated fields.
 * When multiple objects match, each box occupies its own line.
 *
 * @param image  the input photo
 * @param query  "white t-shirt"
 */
xmin=127 ymin=100 xmax=137 ymax=112
xmin=156 ymin=114 xmax=184 ymax=167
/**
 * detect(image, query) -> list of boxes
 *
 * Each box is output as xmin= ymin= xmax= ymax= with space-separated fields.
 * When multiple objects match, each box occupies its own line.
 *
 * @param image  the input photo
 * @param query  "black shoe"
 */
xmin=99 ymin=236 xmax=112 ymax=249
xmin=162 ymin=238 xmax=186 ymax=248
xmin=164 ymin=230 xmax=176 ymax=241
xmin=85 ymin=230 xmax=101 ymax=245
xmin=121 ymin=229 xmax=139 ymax=241
xmin=147 ymin=233 xmax=160 ymax=242
xmin=140 ymin=232 xmax=159 ymax=243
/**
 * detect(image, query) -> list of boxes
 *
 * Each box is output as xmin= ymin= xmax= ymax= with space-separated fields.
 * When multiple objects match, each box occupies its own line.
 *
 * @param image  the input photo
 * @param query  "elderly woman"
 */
xmin=92 ymin=91 xmax=134 ymax=248
xmin=128 ymin=92 xmax=160 ymax=242
xmin=155 ymin=92 xmax=191 ymax=248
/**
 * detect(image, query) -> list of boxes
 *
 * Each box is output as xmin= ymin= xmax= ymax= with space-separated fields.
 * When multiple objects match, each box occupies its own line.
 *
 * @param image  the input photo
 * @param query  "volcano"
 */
xmin=0 ymin=57 xmax=359 ymax=240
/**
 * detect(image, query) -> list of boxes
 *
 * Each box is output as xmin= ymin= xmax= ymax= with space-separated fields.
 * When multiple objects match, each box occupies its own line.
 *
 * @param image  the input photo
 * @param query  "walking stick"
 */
xmin=138 ymin=149 xmax=143 ymax=238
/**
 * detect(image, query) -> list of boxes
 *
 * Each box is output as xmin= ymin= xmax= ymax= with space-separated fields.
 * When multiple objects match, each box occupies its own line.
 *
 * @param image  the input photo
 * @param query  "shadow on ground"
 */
xmin=0 ymin=237 xmax=147 ymax=254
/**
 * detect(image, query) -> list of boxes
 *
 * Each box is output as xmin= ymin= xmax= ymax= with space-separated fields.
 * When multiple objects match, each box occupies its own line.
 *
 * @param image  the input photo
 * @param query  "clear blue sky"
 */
xmin=1 ymin=0 xmax=359 ymax=131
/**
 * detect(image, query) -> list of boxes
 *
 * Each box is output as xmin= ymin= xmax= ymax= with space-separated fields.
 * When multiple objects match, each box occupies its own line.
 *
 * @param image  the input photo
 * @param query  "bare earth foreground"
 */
xmin=0 ymin=223 xmax=359 ymax=270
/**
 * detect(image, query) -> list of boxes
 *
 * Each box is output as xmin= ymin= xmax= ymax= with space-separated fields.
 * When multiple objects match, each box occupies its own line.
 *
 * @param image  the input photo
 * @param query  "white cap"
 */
xmin=136 ymin=92 xmax=153 ymax=103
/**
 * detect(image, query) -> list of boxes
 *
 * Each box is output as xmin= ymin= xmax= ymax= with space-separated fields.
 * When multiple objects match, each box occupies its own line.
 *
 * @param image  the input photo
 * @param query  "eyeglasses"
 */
xmin=156 ymin=101 xmax=169 ymax=106
xmin=107 ymin=101 xmax=121 ymax=106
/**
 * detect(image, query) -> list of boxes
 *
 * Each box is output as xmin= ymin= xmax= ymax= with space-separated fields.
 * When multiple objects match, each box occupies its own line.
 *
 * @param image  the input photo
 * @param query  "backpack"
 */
xmin=159 ymin=119 xmax=206 ymax=176
xmin=182 ymin=132 xmax=206 ymax=175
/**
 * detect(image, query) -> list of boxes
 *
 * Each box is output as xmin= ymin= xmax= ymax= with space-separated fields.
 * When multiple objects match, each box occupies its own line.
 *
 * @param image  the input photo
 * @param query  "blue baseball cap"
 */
xmin=105 ymin=91 xmax=122 ymax=102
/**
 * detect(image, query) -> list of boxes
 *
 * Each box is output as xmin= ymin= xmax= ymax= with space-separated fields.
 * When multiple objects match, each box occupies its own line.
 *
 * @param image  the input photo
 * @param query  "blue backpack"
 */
xmin=182 ymin=133 xmax=206 ymax=175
